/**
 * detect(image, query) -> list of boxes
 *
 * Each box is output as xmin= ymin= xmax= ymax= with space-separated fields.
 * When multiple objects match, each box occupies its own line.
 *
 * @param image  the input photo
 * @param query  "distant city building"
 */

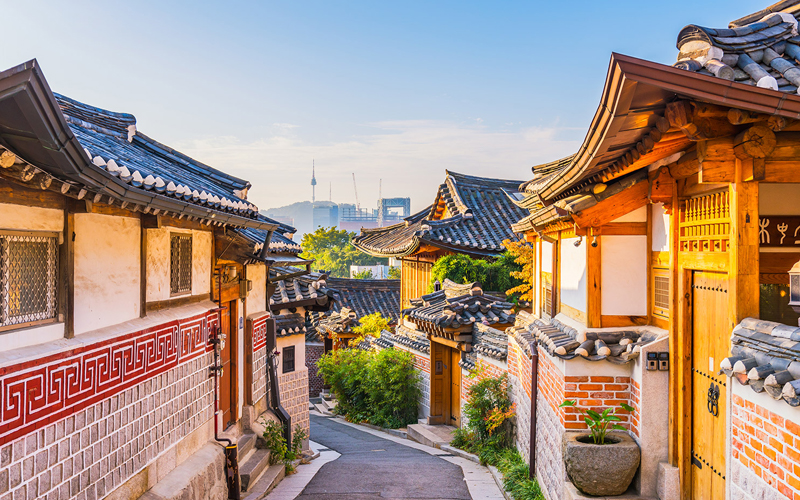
xmin=267 ymin=214 xmax=295 ymax=227
xmin=340 ymin=197 xmax=411 ymax=232
xmin=313 ymin=202 xmax=339 ymax=230
xmin=350 ymin=264 xmax=398 ymax=279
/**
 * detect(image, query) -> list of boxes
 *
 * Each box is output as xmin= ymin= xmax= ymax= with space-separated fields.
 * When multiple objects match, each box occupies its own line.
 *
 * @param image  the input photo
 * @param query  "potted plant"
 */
xmin=559 ymin=400 xmax=640 ymax=496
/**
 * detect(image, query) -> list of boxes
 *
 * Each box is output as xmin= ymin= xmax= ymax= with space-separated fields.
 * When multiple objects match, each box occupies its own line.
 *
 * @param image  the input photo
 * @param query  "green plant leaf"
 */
xmin=586 ymin=410 xmax=601 ymax=421
xmin=612 ymin=424 xmax=626 ymax=430
xmin=620 ymin=403 xmax=634 ymax=412
xmin=559 ymin=400 xmax=576 ymax=407
xmin=606 ymin=415 xmax=622 ymax=421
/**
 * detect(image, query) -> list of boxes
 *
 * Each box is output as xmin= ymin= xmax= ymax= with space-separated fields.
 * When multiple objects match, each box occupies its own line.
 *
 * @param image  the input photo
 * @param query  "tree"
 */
xmin=300 ymin=227 xmax=386 ymax=278
xmin=388 ymin=266 xmax=401 ymax=279
xmin=352 ymin=269 xmax=375 ymax=280
xmin=502 ymin=239 xmax=534 ymax=302
xmin=429 ymin=250 xmax=525 ymax=298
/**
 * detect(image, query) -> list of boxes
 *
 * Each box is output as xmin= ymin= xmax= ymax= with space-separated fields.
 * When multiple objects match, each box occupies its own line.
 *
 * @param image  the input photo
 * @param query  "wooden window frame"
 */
xmin=0 ymin=229 xmax=60 ymax=333
xmin=282 ymin=345 xmax=295 ymax=374
xmin=169 ymin=232 xmax=193 ymax=297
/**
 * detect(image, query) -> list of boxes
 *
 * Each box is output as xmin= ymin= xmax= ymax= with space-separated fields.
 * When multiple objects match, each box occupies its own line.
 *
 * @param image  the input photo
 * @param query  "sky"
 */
xmin=4 ymin=0 xmax=759 ymax=214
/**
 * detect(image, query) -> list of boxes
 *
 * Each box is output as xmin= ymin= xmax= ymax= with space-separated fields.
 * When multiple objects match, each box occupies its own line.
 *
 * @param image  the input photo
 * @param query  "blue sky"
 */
xmin=4 ymin=0 xmax=757 ymax=213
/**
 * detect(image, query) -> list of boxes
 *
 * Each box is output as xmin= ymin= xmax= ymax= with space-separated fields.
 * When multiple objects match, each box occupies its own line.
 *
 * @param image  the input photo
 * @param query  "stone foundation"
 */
xmin=279 ymin=368 xmax=310 ymax=439
xmin=306 ymin=343 xmax=325 ymax=397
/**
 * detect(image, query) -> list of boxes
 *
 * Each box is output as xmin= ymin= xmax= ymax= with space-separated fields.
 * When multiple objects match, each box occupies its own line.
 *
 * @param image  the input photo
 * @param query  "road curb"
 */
xmin=440 ymin=445 xmax=481 ymax=464
xmin=487 ymin=465 xmax=514 ymax=500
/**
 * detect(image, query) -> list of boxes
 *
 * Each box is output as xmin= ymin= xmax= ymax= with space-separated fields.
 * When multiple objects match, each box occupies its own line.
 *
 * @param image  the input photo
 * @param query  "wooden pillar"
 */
xmin=729 ymin=158 xmax=760 ymax=325
xmin=668 ymin=182 xmax=681 ymax=467
xmin=140 ymin=220 xmax=147 ymax=318
xmin=60 ymin=199 xmax=76 ymax=338
xmin=587 ymin=229 xmax=602 ymax=327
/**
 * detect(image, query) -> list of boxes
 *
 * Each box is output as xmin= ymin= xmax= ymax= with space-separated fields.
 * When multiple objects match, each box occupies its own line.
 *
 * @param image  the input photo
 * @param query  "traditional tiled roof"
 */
xmin=327 ymin=278 xmax=401 ymax=322
xmin=305 ymin=310 xmax=328 ymax=343
xmin=373 ymin=327 xmax=431 ymax=353
xmin=721 ymin=318 xmax=800 ymax=407
xmin=353 ymin=171 xmax=527 ymax=258
xmin=406 ymin=283 xmax=515 ymax=331
xmin=472 ymin=323 xmax=509 ymax=361
xmin=269 ymin=271 xmax=336 ymax=310
xmin=511 ymin=311 xmax=656 ymax=364
xmin=275 ymin=313 xmax=306 ymax=337
xmin=318 ymin=308 xmax=359 ymax=336
xmin=237 ymin=219 xmax=301 ymax=255
xmin=674 ymin=3 xmax=800 ymax=93
xmin=54 ymin=93 xmax=262 ymax=218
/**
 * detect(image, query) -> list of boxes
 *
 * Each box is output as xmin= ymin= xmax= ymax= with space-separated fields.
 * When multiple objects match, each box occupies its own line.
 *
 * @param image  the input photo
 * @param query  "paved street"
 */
xmin=272 ymin=413 xmax=503 ymax=500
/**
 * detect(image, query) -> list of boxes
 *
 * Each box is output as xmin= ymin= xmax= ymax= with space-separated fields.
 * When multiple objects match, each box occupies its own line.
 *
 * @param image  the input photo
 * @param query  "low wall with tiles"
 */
xmin=731 ymin=386 xmax=800 ymax=500
xmin=250 ymin=313 xmax=269 ymax=406
xmin=306 ymin=343 xmax=325 ymax=397
xmin=0 ymin=306 xmax=219 ymax=500
xmin=393 ymin=346 xmax=430 ymax=420
xmin=535 ymin=346 xmax=566 ymax=500
xmin=278 ymin=368 xmax=310 ymax=440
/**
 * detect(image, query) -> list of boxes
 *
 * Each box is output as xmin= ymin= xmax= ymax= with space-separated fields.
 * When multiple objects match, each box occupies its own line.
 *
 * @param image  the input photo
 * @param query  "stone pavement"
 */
xmin=268 ymin=413 xmax=505 ymax=500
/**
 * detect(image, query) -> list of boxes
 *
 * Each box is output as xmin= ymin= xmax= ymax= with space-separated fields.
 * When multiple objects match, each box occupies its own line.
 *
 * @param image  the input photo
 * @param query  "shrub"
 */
xmin=429 ymin=251 xmax=524 ymax=297
xmin=462 ymin=370 xmax=515 ymax=450
xmin=261 ymin=420 xmax=308 ymax=473
xmin=317 ymin=347 xmax=420 ymax=428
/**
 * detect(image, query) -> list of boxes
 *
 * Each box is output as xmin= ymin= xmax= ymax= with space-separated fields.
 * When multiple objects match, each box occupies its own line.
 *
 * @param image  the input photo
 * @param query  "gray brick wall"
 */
xmin=0 ymin=353 xmax=214 ymax=500
xmin=279 ymin=368 xmax=310 ymax=439
xmin=535 ymin=390 xmax=564 ymax=500
xmin=730 ymin=459 xmax=791 ymax=500
xmin=509 ymin=370 xmax=531 ymax=463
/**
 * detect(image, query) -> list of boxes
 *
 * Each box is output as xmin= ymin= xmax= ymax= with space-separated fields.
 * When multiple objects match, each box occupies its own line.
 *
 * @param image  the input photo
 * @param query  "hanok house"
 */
xmin=509 ymin=2 xmax=800 ymax=499
xmin=0 ymin=59 xmax=292 ymax=500
xmin=352 ymin=171 xmax=529 ymax=308
xmin=364 ymin=279 xmax=515 ymax=427
xmin=314 ymin=277 xmax=401 ymax=350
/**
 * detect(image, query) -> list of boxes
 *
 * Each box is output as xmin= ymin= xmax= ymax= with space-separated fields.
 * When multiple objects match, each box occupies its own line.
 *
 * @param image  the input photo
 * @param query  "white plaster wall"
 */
xmin=0 ymin=203 xmax=63 ymax=232
xmin=246 ymin=264 xmax=267 ymax=314
xmin=533 ymin=242 xmax=540 ymax=316
xmin=74 ymin=213 xmax=140 ymax=335
xmin=759 ymin=183 xmax=800 ymax=215
xmin=0 ymin=323 xmax=64 ymax=351
xmin=651 ymin=203 xmax=670 ymax=252
xmin=601 ymin=235 xmax=647 ymax=316
xmin=276 ymin=334 xmax=306 ymax=374
xmin=146 ymin=227 xmax=212 ymax=302
xmin=541 ymin=240 xmax=553 ymax=273
xmin=612 ymin=206 xmax=647 ymax=223
xmin=559 ymin=238 xmax=587 ymax=314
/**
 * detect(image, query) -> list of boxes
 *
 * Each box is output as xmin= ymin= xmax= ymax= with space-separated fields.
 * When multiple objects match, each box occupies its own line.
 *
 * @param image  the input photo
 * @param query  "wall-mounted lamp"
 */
xmin=574 ymin=236 xmax=583 ymax=247
xmin=227 ymin=265 xmax=238 ymax=281
xmin=789 ymin=259 xmax=800 ymax=325
xmin=591 ymin=236 xmax=598 ymax=248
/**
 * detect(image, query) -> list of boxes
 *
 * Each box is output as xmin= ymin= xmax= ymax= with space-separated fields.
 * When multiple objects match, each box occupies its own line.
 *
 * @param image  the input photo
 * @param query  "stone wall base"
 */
xmin=730 ymin=459 xmax=792 ymax=500
xmin=138 ymin=443 xmax=226 ymax=500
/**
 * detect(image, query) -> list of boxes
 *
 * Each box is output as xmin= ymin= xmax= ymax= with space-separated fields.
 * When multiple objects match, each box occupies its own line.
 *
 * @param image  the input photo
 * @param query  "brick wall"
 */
xmin=0 ymin=309 xmax=217 ymax=500
xmin=731 ymin=393 xmax=800 ymax=500
xmin=535 ymin=346 xmax=565 ymax=500
xmin=279 ymin=368 xmax=310 ymax=439
xmin=562 ymin=375 xmax=632 ymax=432
xmin=631 ymin=379 xmax=641 ymax=438
xmin=508 ymin=336 xmax=532 ymax=462
xmin=306 ymin=343 xmax=325 ymax=397
xmin=461 ymin=359 xmax=506 ymax=404
xmin=393 ymin=346 xmax=430 ymax=419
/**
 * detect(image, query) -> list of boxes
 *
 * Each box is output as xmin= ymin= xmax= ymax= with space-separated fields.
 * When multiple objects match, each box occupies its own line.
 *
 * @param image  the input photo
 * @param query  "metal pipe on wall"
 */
xmin=529 ymin=342 xmax=539 ymax=480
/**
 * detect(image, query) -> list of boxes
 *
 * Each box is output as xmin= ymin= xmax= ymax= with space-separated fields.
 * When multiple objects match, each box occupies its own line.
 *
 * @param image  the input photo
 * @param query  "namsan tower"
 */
xmin=311 ymin=159 xmax=317 ymax=203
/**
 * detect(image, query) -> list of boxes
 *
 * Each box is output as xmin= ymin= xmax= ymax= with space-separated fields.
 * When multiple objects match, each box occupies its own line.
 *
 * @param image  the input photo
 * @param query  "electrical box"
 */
xmin=659 ymin=352 xmax=670 ymax=371
xmin=646 ymin=352 xmax=658 ymax=371
xmin=239 ymin=279 xmax=252 ymax=299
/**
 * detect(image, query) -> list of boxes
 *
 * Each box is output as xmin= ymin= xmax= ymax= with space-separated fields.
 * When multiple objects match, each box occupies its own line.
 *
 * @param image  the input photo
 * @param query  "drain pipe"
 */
xmin=209 ymin=269 xmax=241 ymax=499
xmin=529 ymin=342 xmax=539 ymax=480
xmin=265 ymin=316 xmax=292 ymax=445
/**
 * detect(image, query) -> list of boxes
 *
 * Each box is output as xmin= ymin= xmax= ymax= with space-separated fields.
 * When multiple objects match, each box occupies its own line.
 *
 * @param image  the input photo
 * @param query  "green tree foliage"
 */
xmin=388 ymin=266 xmax=401 ymax=279
xmin=352 ymin=269 xmax=375 ymax=280
xmin=317 ymin=347 xmax=420 ymax=428
xmin=429 ymin=252 xmax=523 ymax=296
xmin=300 ymin=227 xmax=385 ymax=278
xmin=351 ymin=312 xmax=390 ymax=338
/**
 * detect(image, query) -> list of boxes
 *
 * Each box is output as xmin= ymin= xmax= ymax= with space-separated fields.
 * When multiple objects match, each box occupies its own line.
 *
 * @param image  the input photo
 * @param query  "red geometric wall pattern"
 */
xmin=0 ymin=310 xmax=217 ymax=446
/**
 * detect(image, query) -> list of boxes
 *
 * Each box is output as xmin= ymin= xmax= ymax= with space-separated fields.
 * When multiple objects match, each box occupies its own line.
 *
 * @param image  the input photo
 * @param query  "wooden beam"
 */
xmin=64 ymin=209 xmax=75 ymax=338
xmin=729 ymin=158 xmax=760 ymax=326
xmin=597 ymin=222 xmax=647 ymax=235
xmin=573 ymin=181 xmax=649 ymax=228
xmin=669 ymin=150 xmax=699 ymax=179
xmin=140 ymin=220 xmax=148 ymax=318
xmin=586 ymin=235 xmax=601 ymax=328
xmin=666 ymin=101 xmax=738 ymax=141
xmin=0 ymin=176 xmax=65 ymax=209
xmin=600 ymin=315 xmax=648 ymax=327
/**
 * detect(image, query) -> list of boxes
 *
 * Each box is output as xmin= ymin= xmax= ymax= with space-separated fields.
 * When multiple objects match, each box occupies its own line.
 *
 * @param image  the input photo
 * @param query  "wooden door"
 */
xmin=450 ymin=349 xmax=462 ymax=427
xmin=691 ymin=271 xmax=728 ymax=499
xmin=219 ymin=300 xmax=238 ymax=429
xmin=429 ymin=341 xmax=450 ymax=425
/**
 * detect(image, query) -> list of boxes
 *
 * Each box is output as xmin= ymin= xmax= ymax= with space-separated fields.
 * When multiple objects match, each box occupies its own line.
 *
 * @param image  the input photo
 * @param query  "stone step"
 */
xmin=239 ymin=448 xmax=271 ymax=492
xmin=320 ymin=398 xmax=337 ymax=412
xmin=243 ymin=463 xmax=285 ymax=499
xmin=237 ymin=433 xmax=257 ymax=461
xmin=407 ymin=424 xmax=456 ymax=449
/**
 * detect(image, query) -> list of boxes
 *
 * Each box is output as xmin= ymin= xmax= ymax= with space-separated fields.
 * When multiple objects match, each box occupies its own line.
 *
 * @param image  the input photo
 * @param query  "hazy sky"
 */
xmin=4 ymin=0 xmax=757 ymax=213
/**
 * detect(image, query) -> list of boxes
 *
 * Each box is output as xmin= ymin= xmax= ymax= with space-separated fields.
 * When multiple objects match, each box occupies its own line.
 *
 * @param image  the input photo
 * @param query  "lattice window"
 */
xmin=542 ymin=272 xmax=552 ymax=317
xmin=170 ymin=234 xmax=192 ymax=295
xmin=653 ymin=268 xmax=670 ymax=318
xmin=283 ymin=345 xmax=295 ymax=373
xmin=679 ymin=191 xmax=730 ymax=252
xmin=0 ymin=232 xmax=59 ymax=329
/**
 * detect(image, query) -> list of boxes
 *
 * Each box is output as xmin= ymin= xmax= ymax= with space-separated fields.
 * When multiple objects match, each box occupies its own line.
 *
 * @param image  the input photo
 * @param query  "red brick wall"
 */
xmin=508 ymin=338 xmax=532 ymax=400
xmin=538 ymin=346 xmax=566 ymax=419
xmin=462 ymin=359 xmax=507 ymax=403
xmin=631 ymin=379 xmax=641 ymax=437
xmin=306 ymin=343 xmax=325 ymax=397
xmin=563 ymin=375 xmax=632 ymax=432
xmin=732 ymin=394 xmax=800 ymax=498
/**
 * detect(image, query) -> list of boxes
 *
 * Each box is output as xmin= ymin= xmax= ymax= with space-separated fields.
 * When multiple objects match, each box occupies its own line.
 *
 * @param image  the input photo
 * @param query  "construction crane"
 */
xmin=352 ymin=173 xmax=361 ymax=211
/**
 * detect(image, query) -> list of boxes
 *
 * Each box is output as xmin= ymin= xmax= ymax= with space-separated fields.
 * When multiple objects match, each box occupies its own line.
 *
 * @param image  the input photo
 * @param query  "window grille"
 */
xmin=283 ymin=346 xmax=295 ymax=373
xmin=653 ymin=269 xmax=670 ymax=318
xmin=542 ymin=272 xmax=553 ymax=317
xmin=0 ymin=232 xmax=58 ymax=329
xmin=170 ymin=234 xmax=192 ymax=295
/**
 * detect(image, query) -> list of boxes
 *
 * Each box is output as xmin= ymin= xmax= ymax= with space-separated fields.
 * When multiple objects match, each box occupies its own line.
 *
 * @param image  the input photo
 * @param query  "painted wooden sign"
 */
xmin=758 ymin=216 xmax=800 ymax=247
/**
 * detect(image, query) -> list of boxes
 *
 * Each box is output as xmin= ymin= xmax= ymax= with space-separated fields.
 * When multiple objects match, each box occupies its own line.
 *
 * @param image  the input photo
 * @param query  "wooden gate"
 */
xmin=450 ymin=349 xmax=462 ymax=427
xmin=220 ymin=300 xmax=238 ymax=429
xmin=430 ymin=341 xmax=448 ymax=424
xmin=691 ymin=271 xmax=728 ymax=499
